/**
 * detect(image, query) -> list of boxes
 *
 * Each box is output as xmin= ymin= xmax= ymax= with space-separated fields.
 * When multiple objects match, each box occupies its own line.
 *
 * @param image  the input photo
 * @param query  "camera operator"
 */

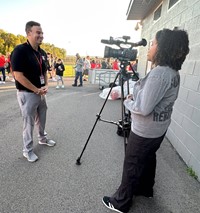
xmin=102 ymin=28 xmax=189 ymax=213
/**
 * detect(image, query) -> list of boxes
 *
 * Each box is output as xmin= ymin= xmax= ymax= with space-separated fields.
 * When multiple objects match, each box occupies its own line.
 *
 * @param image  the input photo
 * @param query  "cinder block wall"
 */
xmin=138 ymin=0 xmax=200 ymax=180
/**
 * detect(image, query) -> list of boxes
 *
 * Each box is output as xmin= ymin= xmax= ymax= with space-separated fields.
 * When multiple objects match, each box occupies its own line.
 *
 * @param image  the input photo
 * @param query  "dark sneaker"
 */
xmin=102 ymin=196 xmax=124 ymax=213
xmin=72 ymin=84 xmax=77 ymax=87
xmin=23 ymin=151 xmax=38 ymax=162
xmin=39 ymin=139 xmax=56 ymax=147
xmin=78 ymin=84 xmax=83 ymax=87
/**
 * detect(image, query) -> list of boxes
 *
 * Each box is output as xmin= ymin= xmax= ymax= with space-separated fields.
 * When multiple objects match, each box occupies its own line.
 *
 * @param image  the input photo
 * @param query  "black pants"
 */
xmin=0 ymin=67 xmax=6 ymax=81
xmin=110 ymin=131 xmax=166 ymax=213
xmin=74 ymin=71 xmax=83 ymax=86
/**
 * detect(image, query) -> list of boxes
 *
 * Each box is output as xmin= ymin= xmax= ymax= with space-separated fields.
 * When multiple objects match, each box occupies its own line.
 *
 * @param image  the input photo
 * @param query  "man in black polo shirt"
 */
xmin=11 ymin=21 xmax=56 ymax=162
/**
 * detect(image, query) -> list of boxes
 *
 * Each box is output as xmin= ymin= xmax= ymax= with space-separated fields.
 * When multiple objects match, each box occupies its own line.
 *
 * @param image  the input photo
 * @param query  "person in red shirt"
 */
xmin=0 ymin=53 xmax=6 ymax=83
xmin=90 ymin=59 xmax=96 ymax=69
xmin=112 ymin=59 xmax=119 ymax=70
xmin=95 ymin=57 xmax=101 ymax=69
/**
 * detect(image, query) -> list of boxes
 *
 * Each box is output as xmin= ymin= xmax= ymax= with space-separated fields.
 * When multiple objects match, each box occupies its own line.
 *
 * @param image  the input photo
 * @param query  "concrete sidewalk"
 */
xmin=0 ymin=78 xmax=199 ymax=213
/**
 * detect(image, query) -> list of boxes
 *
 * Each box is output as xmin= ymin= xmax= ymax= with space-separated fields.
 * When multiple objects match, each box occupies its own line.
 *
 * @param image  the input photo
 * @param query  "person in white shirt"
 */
xmin=83 ymin=55 xmax=91 ymax=81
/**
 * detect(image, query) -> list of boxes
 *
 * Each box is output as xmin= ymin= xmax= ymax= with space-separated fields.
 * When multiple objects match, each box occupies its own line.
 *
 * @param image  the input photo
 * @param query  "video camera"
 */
xmin=101 ymin=36 xmax=147 ymax=61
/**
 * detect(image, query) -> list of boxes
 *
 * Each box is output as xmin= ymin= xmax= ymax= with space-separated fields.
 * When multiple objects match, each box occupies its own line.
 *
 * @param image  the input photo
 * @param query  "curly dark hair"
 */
xmin=154 ymin=28 xmax=189 ymax=71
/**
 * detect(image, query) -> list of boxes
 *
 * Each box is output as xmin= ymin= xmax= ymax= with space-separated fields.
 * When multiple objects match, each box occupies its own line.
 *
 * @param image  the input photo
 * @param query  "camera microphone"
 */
xmin=101 ymin=37 xmax=117 ymax=45
xmin=101 ymin=39 xmax=114 ymax=45
xmin=131 ymin=38 xmax=147 ymax=47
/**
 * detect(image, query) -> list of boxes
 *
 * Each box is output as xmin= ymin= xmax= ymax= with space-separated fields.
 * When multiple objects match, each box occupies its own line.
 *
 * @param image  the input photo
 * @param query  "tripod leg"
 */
xmin=76 ymin=116 xmax=99 ymax=165
xmin=120 ymin=77 xmax=127 ymax=153
xmin=120 ymin=73 xmax=131 ymax=153
xmin=76 ymin=72 xmax=120 ymax=165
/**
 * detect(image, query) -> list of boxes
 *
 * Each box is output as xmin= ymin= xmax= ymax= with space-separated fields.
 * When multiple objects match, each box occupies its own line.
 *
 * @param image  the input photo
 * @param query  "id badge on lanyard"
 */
xmin=40 ymin=75 xmax=45 ymax=84
xmin=34 ymin=52 xmax=45 ymax=84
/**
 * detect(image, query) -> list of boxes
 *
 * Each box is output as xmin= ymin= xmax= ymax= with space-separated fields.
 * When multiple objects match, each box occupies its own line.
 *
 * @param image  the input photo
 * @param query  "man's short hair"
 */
xmin=25 ymin=21 xmax=41 ymax=34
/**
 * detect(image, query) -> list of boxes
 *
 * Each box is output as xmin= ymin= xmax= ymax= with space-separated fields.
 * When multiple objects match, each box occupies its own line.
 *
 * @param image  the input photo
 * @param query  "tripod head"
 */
xmin=116 ymin=60 xmax=139 ymax=82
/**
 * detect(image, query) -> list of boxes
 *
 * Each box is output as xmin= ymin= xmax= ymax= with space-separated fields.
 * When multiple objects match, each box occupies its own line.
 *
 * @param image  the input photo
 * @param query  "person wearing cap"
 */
xmin=72 ymin=53 xmax=84 ymax=87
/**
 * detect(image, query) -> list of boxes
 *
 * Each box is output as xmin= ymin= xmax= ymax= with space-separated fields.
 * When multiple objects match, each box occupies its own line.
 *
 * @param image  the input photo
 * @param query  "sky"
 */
xmin=0 ymin=0 xmax=141 ymax=57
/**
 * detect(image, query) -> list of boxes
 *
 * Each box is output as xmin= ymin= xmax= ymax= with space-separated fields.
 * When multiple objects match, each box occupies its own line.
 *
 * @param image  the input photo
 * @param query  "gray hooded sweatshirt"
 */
xmin=124 ymin=65 xmax=180 ymax=138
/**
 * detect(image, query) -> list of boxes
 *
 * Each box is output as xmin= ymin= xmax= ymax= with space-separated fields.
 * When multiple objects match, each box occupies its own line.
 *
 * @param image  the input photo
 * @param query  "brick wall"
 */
xmin=138 ymin=0 xmax=200 ymax=180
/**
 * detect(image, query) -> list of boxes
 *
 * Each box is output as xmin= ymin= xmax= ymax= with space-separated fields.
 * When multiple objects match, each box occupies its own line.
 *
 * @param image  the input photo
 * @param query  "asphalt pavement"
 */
xmin=0 ymin=78 xmax=200 ymax=213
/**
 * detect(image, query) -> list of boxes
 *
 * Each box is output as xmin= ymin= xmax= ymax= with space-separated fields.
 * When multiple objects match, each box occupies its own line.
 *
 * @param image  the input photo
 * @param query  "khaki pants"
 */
xmin=17 ymin=91 xmax=47 ymax=153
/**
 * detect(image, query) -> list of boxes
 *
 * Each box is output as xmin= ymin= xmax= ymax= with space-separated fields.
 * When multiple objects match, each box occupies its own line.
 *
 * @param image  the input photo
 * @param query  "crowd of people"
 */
xmin=0 ymin=49 xmax=138 ymax=88
xmin=82 ymin=56 xmax=137 ymax=72
xmin=71 ymin=55 xmax=138 ymax=87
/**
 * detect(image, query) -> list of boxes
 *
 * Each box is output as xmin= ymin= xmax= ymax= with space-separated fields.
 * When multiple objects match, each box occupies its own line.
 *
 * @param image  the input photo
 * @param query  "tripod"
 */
xmin=76 ymin=60 xmax=139 ymax=165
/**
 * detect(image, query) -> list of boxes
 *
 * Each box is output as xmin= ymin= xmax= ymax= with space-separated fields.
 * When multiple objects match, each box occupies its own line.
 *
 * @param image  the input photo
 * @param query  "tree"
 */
xmin=0 ymin=29 xmax=67 ymax=59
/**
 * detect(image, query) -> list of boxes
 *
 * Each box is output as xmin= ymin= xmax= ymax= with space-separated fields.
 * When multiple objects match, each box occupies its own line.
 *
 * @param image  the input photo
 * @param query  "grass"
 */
xmin=186 ymin=167 xmax=198 ymax=180
xmin=64 ymin=65 xmax=75 ymax=77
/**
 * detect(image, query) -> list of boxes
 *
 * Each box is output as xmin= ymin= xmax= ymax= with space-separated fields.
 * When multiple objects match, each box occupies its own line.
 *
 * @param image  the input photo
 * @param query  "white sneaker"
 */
xmin=61 ymin=85 xmax=65 ymax=88
xmin=56 ymin=85 xmax=60 ymax=89
xmin=39 ymin=139 xmax=56 ymax=147
xmin=23 ymin=151 xmax=38 ymax=162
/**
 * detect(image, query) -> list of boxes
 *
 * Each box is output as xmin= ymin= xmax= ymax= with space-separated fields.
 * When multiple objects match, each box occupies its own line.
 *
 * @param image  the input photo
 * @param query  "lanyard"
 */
xmin=27 ymin=40 xmax=43 ymax=75
xmin=33 ymin=52 xmax=43 ymax=75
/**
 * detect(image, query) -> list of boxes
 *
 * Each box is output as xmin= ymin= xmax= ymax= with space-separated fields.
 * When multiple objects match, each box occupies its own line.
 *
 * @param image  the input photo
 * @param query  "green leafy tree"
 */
xmin=0 ymin=29 xmax=67 ymax=60
xmin=17 ymin=34 xmax=26 ymax=44
xmin=0 ymin=37 xmax=5 ymax=53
